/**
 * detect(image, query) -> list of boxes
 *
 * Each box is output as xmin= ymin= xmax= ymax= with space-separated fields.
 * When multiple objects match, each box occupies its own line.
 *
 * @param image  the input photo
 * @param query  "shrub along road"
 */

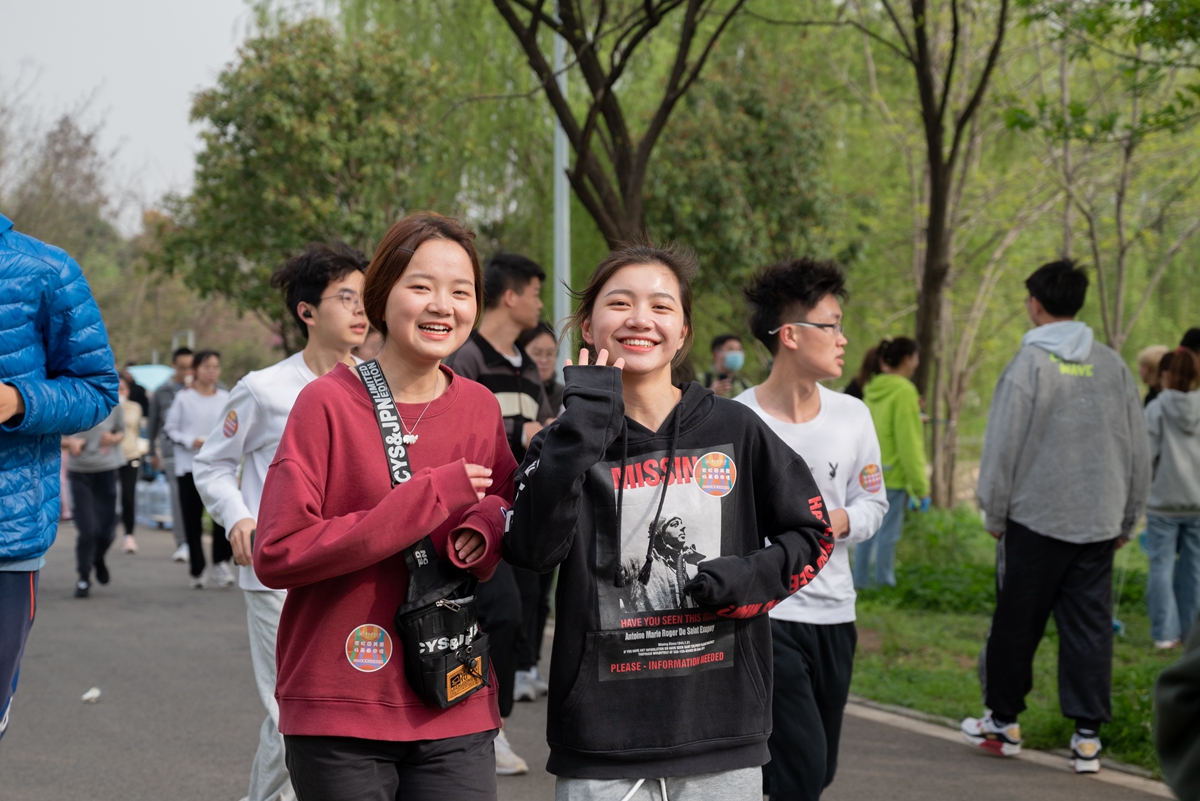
xmin=0 ymin=524 xmax=1171 ymax=799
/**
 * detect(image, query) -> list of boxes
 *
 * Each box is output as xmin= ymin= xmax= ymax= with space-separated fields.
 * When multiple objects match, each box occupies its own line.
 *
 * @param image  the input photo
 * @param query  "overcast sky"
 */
xmin=3 ymin=0 xmax=256 ymax=230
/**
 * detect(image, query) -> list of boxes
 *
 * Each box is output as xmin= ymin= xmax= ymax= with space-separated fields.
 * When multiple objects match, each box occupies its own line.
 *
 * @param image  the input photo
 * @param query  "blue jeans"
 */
xmin=853 ymin=489 xmax=908 ymax=588
xmin=1145 ymin=514 xmax=1200 ymax=642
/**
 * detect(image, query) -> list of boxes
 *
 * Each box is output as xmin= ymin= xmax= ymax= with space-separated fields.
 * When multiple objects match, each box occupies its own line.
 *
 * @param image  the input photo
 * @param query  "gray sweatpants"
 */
xmin=555 ymin=767 xmax=762 ymax=801
xmin=163 ymin=457 xmax=186 ymax=548
xmin=245 ymin=589 xmax=295 ymax=801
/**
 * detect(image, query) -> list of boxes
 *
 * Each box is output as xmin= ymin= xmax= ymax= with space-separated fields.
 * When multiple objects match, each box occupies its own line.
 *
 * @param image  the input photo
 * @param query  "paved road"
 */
xmin=1 ymin=524 xmax=1166 ymax=799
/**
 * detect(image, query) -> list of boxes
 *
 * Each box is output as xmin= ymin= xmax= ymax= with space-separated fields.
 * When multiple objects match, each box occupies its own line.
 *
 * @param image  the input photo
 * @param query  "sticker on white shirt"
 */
xmin=859 ymin=464 xmax=883 ymax=493
xmin=346 ymin=624 xmax=393 ymax=672
xmin=694 ymin=452 xmax=737 ymax=497
xmin=222 ymin=410 xmax=239 ymax=438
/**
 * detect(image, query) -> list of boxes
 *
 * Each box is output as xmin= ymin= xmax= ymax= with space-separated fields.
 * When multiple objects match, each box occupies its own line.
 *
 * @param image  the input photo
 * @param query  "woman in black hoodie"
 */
xmin=504 ymin=244 xmax=834 ymax=800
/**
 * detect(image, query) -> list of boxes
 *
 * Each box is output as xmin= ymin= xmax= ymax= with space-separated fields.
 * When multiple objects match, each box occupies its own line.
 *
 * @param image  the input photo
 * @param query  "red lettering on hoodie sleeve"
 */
xmin=808 ymin=496 xmax=826 ymax=523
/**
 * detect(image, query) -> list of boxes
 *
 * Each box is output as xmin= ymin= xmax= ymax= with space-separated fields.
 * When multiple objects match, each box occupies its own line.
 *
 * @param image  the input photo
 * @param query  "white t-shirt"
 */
xmin=192 ymin=352 xmax=318 ymax=592
xmin=163 ymin=387 xmax=231 ymax=477
xmin=736 ymin=384 xmax=889 ymax=624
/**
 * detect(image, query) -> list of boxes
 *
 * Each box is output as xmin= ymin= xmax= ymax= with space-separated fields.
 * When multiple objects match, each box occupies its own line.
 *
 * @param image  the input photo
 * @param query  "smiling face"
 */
xmin=777 ymin=293 xmax=847 ymax=382
xmin=581 ymin=263 xmax=688 ymax=378
xmin=380 ymin=238 xmax=478 ymax=365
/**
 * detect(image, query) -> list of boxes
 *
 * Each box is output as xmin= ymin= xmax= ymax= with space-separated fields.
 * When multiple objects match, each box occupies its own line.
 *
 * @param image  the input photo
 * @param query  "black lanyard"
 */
xmin=355 ymin=359 xmax=452 ymax=598
xmin=356 ymin=359 xmax=413 ymax=487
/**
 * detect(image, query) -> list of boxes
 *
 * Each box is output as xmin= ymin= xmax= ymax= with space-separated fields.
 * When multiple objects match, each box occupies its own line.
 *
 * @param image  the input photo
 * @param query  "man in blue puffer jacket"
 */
xmin=0 ymin=212 xmax=118 ymax=742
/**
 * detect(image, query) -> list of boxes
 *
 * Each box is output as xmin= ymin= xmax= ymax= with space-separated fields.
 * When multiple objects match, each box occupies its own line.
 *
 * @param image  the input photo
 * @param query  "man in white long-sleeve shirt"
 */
xmin=194 ymin=243 xmax=368 ymax=801
xmin=737 ymin=258 xmax=888 ymax=801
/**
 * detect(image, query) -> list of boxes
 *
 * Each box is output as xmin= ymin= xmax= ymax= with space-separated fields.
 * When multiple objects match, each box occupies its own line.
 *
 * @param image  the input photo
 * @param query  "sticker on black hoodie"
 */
xmin=592 ymin=446 xmax=737 ymax=682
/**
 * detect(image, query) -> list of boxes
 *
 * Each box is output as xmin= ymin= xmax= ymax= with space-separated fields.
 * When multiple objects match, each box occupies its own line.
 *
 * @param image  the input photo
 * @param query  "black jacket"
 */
xmin=504 ymin=366 xmax=834 ymax=779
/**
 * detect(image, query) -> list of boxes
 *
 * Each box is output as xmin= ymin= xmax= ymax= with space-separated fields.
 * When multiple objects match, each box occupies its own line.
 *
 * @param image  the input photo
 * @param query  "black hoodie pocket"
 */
xmin=557 ymin=631 xmax=599 ymax=723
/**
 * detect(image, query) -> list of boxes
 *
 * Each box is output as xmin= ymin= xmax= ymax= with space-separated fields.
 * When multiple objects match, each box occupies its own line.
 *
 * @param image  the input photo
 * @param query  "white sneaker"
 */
xmin=529 ymin=666 xmax=549 ymax=696
xmin=1070 ymin=731 xmax=1102 ymax=773
xmin=513 ymin=670 xmax=537 ymax=702
xmin=171 ymin=544 xmax=190 ymax=562
xmin=211 ymin=561 xmax=235 ymax=588
xmin=189 ymin=572 xmax=207 ymax=590
xmin=1155 ymin=639 xmax=1181 ymax=650
xmin=961 ymin=710 xmax=1022 ymax=756
xmin=122 ymin=535 xmax=137 ymax=554
xmin=494 ymin=728 xmax=528 ymax=775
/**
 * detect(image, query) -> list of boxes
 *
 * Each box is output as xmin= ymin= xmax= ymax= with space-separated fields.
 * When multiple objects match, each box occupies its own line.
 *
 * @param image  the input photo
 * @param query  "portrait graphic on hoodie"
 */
xmin=592 ymin=446 xmax=737 ymax=682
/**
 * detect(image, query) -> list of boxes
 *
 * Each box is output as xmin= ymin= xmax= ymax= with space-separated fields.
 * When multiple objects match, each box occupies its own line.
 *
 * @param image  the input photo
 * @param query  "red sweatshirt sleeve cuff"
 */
xmin=446 ymin=495 xmax=509 ymax=581
xmin=430 ymin=459 xmax=478 ymax=513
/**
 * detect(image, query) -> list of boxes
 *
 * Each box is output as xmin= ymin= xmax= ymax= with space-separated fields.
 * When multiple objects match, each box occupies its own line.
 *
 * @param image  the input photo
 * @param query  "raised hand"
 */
xmin=564 ymin=347 xmax=626 ymax=371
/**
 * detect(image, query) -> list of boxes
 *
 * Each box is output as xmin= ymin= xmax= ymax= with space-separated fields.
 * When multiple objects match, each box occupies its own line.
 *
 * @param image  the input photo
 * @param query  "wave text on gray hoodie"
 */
xmin=977 ymin=321 xmax=1151 ymax=542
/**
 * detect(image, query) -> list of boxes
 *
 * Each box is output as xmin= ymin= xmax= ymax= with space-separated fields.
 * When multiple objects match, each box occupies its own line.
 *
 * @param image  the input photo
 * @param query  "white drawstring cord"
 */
xmin=618 ymin=779 xmax=645 ymax=801
xmin=616 ymin=778 xmax=669 ymax=801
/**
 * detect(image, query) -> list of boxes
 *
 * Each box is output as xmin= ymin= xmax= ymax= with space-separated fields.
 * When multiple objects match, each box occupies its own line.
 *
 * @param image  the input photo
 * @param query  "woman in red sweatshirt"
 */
xmin=255 ymin=213 xmax=516 ymax=801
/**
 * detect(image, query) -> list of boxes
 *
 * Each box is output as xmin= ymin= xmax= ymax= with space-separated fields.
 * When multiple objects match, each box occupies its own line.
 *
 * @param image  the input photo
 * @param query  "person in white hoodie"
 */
xmin=194 ymin=242 xmax=368 ymax=801
xmin=963 ymin=260 xmax=1150 ymax=774
xmin=736 ymin=258 xmax=888 ymax=801
xmin=1144 ymin=347 xmax=1200 ymax=649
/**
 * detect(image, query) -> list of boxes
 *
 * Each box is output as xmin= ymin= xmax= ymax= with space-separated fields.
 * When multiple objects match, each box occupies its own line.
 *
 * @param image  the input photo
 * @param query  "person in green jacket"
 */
xmin=854 ymin=337 xmax=928 ymax=587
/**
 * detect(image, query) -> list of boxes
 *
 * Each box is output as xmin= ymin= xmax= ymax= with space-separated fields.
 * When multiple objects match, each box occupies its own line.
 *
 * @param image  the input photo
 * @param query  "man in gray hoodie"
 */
xmin=961 ymin=260 xmax=1150 ymax=774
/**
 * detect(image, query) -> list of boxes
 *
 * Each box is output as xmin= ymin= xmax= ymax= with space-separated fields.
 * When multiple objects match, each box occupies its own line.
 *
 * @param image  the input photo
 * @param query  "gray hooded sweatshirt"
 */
xmin=977 ymin=321 xmax=1151 ymax=543
xmin=1146 ymin=389 xmax=1200 ymax=516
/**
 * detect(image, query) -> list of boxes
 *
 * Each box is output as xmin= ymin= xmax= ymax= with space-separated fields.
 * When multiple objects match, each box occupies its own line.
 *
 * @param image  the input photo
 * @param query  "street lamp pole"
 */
xmin=552 ymin=13 xmax=571 ymax=377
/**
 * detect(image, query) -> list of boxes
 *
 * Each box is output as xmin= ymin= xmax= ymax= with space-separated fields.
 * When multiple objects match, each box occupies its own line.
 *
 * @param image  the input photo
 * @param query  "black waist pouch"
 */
xmin=393 ymin=536 xmax=491 ymax=709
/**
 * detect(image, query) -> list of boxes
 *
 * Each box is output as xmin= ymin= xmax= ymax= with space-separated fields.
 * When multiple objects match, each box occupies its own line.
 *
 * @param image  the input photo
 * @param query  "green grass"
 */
xmin=848 ymin=508 xmax=1171 ymax=774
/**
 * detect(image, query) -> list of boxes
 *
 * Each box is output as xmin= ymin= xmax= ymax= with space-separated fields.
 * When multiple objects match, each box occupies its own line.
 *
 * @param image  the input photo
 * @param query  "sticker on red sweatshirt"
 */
xmin=346 ymin=624 xmax=392 ymax=672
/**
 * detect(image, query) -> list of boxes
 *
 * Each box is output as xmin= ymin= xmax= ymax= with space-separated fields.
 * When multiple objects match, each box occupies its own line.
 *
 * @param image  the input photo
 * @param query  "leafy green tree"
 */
xmin=149 ymin=19 xmax=444 ymax=350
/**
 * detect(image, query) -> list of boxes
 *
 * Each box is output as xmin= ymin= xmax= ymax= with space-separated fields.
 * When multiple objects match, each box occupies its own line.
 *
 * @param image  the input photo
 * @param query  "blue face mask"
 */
xmin=722 ymin=350 xmax=745 ymax=372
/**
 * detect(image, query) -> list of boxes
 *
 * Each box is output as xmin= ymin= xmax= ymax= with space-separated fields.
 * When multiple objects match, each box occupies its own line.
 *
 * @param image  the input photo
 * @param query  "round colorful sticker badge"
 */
xmin=694 ymin=452 xmax=737 ymax=497
xmin=222 ymin=410 xmax=239 ymax=438
xmin=859 ymin=464 xmax=883 ymax=493
xmin=345 ymin=624 xmax=393 ymax=673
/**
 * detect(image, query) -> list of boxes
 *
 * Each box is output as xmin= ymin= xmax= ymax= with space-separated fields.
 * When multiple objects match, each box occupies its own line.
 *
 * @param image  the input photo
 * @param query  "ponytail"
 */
xmin=1161 ymin=348 xmax=1200 ymax=392
xmin=874 ymin=337 xmax=919 ymax=374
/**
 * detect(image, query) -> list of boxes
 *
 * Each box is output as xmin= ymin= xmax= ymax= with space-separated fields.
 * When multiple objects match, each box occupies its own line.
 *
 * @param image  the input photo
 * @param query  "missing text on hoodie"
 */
xmin=596 ymin=446 xmax=739 ymax=681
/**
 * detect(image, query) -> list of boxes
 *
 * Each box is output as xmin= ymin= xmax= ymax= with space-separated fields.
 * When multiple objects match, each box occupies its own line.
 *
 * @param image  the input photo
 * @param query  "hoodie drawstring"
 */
xmin=613 ymin=405 xmax=683 ymax=589
xmin=637 ymin=409 xmax=682 ymax=586
xmin=613 ymin=420 xmax=631 ymax=588
xmin=617 ymin=778 xmax=670 ymax=801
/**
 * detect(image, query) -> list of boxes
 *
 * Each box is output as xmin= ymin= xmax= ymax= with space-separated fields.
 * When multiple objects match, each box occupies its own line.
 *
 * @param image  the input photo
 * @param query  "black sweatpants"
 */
xmin=765 ymin=619 xmax=857 ymax=801
xmin=981 ymin=519 xmax=1115 ymax=726
xmin=118 ymin=463 xmax=138 ymax=536
xmin=177 ymin=472 xmax=230 ymax=578
xmin=476 ymin=561 xmax=522 ymax=718
xmin=69 ymin=470 xmax=118 ymax=582
xmin=284 ymin=729 xmax=498 ymax=801
xmin=513 ymin=566 xmax=554 ymax=671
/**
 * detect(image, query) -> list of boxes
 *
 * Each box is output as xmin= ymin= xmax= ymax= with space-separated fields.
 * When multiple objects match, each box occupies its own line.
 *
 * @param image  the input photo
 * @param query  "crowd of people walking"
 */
xmin=4 ymin=204 xmax=1200 ymax=801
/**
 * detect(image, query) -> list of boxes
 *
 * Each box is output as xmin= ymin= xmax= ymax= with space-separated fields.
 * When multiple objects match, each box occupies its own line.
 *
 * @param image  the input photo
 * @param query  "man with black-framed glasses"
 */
xmin=737 ymin=257 xmax=888 ymax=801
xmin=194 ymin=242 xmax=368 ymax=801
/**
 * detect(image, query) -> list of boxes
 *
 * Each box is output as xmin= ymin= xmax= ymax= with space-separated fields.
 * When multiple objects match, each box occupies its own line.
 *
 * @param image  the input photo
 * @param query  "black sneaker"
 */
xmin=94 ymin=556 xmax=109 ymax=585
xmin=74 ymin=580 xmax=90 ymax=598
